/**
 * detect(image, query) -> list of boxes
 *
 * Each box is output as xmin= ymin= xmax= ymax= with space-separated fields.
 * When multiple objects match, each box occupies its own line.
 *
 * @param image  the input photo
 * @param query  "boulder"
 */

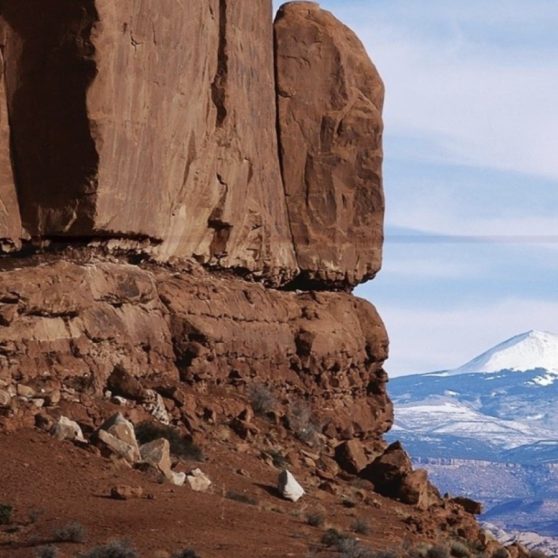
xmin=140 ymin=438 xmax=172 ymax=473
xmin=0 ymin=389 xmax=11 ymax=408
xmin=334 ymin=440 xmax=368 ymax=475
xmin=100 ymin=413 xmax=140 ymax=455
xmin=98 ymin=429 xmax=139 ymax=464
xmin=139 ymin=438 xmax=183 ymax=485
xmin=360 ymin=441 xmax=412 ymax=489
xmin=452 ymin=496 xmax=483 ymax=515
xmin=186 ymin=469 xmax=212 ymax=493
xmin=53 ymin=416 xmax=86 ymax=443
xmin=107 ymin=367 xmax=146 ymax=402
xmin=398 ymin=469 xmax=441 ymax=510
xmin=278 ymin=469 xmax=305 ymax=502
xmin=360 ymin=442 xmax=441 ymax=509
xmin=275 ymin=2 xmax=385 ymax=287
xmin=16 ymin=384 xmax=35 ymax=398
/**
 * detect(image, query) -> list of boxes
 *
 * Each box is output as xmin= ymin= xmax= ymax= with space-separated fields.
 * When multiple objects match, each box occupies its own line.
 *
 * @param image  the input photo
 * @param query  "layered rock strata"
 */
xmin=0 ymin=258 xmax=392 ymax=439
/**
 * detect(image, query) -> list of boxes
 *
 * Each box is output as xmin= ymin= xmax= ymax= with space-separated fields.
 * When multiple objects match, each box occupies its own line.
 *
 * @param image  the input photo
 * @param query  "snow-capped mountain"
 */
xmin=389 ymin=330 xmax=558 ymax=457
xmin=388 ymin=330 xmax=558 ymax=540
xmin=438 ymin=330 xmax=558 ymax=376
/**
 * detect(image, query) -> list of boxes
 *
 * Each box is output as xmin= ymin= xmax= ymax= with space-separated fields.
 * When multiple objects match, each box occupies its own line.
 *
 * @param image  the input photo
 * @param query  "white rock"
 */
xmin=98 ymin=429 xmax=139 ymax=463
xmin=143 ymin=389 xmax=170 ymax=424
xmin=186 ymin=468 xmax=212 ymax=492
xmin=277 ymin=470 xmax=305 ymax=502
xmin=98 ymin=413 xmax=140 ymax=463
xmin=53 ymin=416 xmax=86 ymax=443
xmin=169 ymin=471 xmax=186 ymax=487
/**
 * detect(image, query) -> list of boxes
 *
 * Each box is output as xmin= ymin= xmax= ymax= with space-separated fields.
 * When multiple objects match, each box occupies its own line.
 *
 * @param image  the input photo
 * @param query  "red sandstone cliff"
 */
xmin=0 ymin=3 xmax=521 ymax=557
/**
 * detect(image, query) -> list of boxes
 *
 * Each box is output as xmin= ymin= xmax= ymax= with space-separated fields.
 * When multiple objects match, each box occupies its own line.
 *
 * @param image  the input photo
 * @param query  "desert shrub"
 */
xmin=407 ymin=543 xmax=432 ymax=558
xmin=450 ymin=541 xmax=470 ymax=558
xmin=266 ymin=449 xmax=288 ymax=469
xmin=135 ymin=421 xmax=203 ymax=461
xmin=80 ymin=540 xmax=138 ymax=558
xmin=248 ymin=383 xmax=276 ymax=415
xmin=337 ymin=537 xmax=374 ymax=558
xmin=351 ymin=519 xmax=370 ymax=535
xmin=342 ymin=498 xmax=357 ymax=509
xmin=286 ymin=400 xmax=320 ymax=445
xmin=0 ymin=503 xmax=12 ymax=525
xmin=427 ymin=546 xmax=450 ymax=558
xmin=371 ymin=552 xmax=399 ymax=558
xmin=529 ymin=551 xmax=548 ymax=558
xmin=225 ymin=490 xmax=258 ymax=506
xmin=35 ymin=547 xmax=59 ymax=558
xmin=491 ymin=550 xmax=509 ymax=558
xmin=172 ymin=549 xmax=201 ymax=558
xmin=322 ymin=528 xmax=347 ymax=548
xmin=306 ymin=512 xmax=325 ymax=527
xmin=54 ymin=521 xmax=86 ymax=543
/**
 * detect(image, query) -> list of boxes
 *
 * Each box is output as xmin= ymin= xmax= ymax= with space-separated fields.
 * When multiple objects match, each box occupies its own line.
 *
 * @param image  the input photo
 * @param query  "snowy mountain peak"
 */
xmin=441 ymin=330 xmax=558 ymax=375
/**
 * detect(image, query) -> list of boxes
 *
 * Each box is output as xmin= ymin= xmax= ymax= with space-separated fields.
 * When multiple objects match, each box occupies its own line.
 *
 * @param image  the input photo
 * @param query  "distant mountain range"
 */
xmin=387 ymin=330 xmax=558 ymax=549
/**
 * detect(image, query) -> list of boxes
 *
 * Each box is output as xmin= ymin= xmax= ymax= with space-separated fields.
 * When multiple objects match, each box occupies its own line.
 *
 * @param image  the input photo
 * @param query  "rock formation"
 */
xmin=275 ymin=2 xmax=385 ymax=287
xmin=0 ymin=0 xmax=383 ymax=288
xmin=0 ymin=2 xmax=505 ymax=556
xmin=0 ymin=45 xmax=21 ymax=251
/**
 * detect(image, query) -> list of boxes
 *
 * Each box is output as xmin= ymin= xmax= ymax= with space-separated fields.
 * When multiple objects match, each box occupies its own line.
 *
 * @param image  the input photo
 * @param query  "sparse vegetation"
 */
xmin=406 ymin=543 xmax=432 ymax=558
xmin=322 ymin=528 xmax=348 ymax=548
xmin=35 ymin=546 xmax=59 ymax=558
xmin=286 ymin=399 xmax=320 ymax=445
xmin=248 ymin=383 xmax=276 ymax=416
xmin=371 ymin=552 xmax=399 ymax=558
xmin=351 ymin=518 xmax=370 ymax=535
xmin=80 ymin=540 xmax=138 ymax=558
xmin=0 ymin=503 xmax=13 ymax=525
xmin=450 ymin=541 xmax=470 ymax=558
xmin=135 ymin=421 xmax=203 ymax=461
xmin=54 ymin=521 xmax=86 ymax=543
xmin=491 ymin=550 xmax=509 ymax=558
xmin=172 ymin=549 xmax=201 ymax=558
xmin=306 ymin=512 xmax=325 ymax=527
xmin=529 ymin=551 xmax=549 ymax=558
xmin=427 ymin=546 xmax=450 ymax=558
xmin=342 ymin=498 xmax=357 ymax=508
xmin=225 ymin=490 xmax=258 ymax=506
xmin=266 ymin=449 xmax=288 ymax=469
xmin=337 ymin=537 xmax=374 ymax=558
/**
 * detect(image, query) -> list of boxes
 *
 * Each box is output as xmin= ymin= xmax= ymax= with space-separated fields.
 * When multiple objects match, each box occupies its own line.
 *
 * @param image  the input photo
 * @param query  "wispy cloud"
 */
xmin=318 ymin=0 xmax=558 ymax=180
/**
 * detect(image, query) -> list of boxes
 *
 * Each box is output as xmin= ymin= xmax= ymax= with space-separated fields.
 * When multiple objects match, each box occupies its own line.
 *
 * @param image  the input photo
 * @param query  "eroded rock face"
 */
xmin=0 ymin=260 xmax=177 ymax=387
xmin=0 ymin=259 xmax=392 ymax=439
xmin=0 ymin=44 xmax=21 ymax=252
xmin=0 ymin=0 xmax=296 ymax=282
xmin=0 ymin=0 xmax=385 ymax=287
xmin=275 ymin=2 xmax=385 ymax=287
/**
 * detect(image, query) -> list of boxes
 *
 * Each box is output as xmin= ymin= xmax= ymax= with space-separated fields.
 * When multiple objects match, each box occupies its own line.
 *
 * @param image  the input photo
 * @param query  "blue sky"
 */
xmin=275 ymin=1 xmax=558 ymax=374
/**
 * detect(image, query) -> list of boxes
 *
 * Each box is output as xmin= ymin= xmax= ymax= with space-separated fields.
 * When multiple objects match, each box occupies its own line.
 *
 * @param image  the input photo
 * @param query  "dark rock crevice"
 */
xmin=211 ymin=0 xmax=229 ymax=128
xmin=1 ymin=0 xmax=100 ymax=237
